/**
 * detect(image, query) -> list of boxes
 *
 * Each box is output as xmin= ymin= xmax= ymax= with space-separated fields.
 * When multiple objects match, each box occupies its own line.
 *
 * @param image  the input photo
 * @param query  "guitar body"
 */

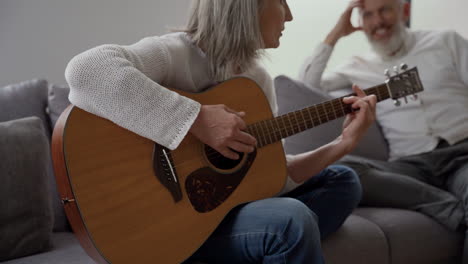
xmin=52 ymin=78 xmax=287 ymax=264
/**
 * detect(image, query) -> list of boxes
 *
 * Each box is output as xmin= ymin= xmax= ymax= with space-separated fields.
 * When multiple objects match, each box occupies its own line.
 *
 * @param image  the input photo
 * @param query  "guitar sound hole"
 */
xmin=204 ymin=145 xmax=244 ymax=170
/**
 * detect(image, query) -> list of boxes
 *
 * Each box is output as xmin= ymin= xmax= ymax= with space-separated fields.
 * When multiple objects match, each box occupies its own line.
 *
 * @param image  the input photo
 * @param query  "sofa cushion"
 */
xmin=354 ymin=207 xmax=463 ymax=264
xmin=322 ymin=214 xmax=390 ymax=264
xmin=0 ymin=117 xmax=54 ymax=261
xmin=0 ymin=79 xmax=51 ymax=136
xmin=1 ymin=232 xmax=94 ymax=264
xmin=275 ymin=75 xmax=389 ymax=161
xmin=48 ymin=84 xmax=71 ymax=129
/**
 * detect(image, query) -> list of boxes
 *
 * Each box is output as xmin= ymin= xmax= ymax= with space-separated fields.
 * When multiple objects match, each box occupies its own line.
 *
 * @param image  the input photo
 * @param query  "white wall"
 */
xmin=0 ymin=0 xmax=467 ymax=87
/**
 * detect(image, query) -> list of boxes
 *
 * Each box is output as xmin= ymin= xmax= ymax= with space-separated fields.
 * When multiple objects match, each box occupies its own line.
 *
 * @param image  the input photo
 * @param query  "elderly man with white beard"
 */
xmin=299 ymin=0 xmax=468 ymax=261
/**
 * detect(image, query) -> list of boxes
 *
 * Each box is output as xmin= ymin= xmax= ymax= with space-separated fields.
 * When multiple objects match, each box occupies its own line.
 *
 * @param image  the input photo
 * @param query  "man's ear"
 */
xmin=402 ymin=1 xmax=411 ymax=26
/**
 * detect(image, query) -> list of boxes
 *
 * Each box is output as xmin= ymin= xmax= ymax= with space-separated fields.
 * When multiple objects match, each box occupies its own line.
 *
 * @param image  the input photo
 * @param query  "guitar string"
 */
xmin=162 ymin=78 xmax=423 ymax=170
xmin=161 ymin=76 xmax=419 ymax=171
xmin=168 ymin=99 xmax=368 ymax=170
xmin=168 ymin=88 xmax=390 ymax=169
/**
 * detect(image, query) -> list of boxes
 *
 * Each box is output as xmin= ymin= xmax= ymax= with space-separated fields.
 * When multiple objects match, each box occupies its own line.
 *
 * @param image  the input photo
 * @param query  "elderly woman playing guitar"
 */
xmin=63 ymin=0 xmax=376 ymax=263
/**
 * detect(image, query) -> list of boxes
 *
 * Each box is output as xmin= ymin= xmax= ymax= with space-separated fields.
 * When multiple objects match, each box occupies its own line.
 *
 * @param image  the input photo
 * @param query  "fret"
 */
xmin=267 ymin=120 xmax=279 ymax=143
xmin=286 ymin=113 xmax=295 ymax=134
xmin=314 ymin=106 xmax=322 ymax=125
xmin=293 ymin=111 xmax=301 ymax=132
xmin=364 ymin=88 xmax=371 ymax=96
xmin=323 ymin=102 xmax=330 ymax=120
xmin=262 ymin=121 xmax=273 ymax=145
xmin=324 ymin=103 xmax=331 ymax=122
xmin=330 ymin=99 xmax=339 ymax=118
xmin=255 ymin=122 xmax=266 ymax=147
xmin=251 ymin=123 xmax=259 ymax=143
xmin=315 ymin=104 xmax=324 ymax=124
xmin=280 ymin=115 xmax=290 ymax=137
xmin=338 ymin=98 xmax=345 ymax=117
xmin=274 ymin=118 xmax=284 ymax=139
xmin=299 ymin=109 xmax=309 ymax=129
xmin=262 ymin=120 xmax=274 ymax=144
xmin=328 ymin=100 xmax=337 ymax=120
xmin=322 ymin=103 xmax=329 ymax=122
xmin=306 ymin=107 xmax=316 ymax=128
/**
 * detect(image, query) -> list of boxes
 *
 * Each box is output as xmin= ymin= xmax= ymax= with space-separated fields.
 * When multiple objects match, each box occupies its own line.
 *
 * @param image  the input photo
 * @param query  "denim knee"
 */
xmin=329 ymin=164 xmax=363 ymax=207
xmin=245 ymin=198 xmax=324 ymax=263
xmin=269 ymin=198 xmax=320 ymax=240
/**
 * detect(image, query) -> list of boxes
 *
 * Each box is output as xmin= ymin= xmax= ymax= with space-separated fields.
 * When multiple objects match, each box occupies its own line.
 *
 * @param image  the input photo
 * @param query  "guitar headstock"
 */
xmin=385 ymin=64 xmax=424 ymax=106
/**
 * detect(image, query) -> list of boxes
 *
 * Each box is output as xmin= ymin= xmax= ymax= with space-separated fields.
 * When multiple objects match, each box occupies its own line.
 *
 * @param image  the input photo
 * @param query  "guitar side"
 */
xmin=52 ymin=77 xmax=288 ymax=264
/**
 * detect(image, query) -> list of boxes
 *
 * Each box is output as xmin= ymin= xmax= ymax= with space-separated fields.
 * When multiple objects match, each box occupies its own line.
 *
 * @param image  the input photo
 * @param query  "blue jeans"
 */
xmin=186 ymin=165 xmax=362 ymax=264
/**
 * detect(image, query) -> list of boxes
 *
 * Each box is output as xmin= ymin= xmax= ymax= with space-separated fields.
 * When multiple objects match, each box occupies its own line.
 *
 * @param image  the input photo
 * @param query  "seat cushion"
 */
xmin=354 ymin=207 xmax=463 ymax=264
xmin=322 ymin=214 xmax=390 ymax=264
xmin=0 ymin=117 xmax=54 ymax=261
xmin=1 ymin=232 xmax=94 ymax=264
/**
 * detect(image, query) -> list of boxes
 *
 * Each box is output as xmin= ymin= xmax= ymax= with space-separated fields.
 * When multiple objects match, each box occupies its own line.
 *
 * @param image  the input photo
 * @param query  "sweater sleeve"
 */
xmin=299 ymin=42 xmax=353 ymax=92
xmin=65 ymin=36 xmax=201 ymax=150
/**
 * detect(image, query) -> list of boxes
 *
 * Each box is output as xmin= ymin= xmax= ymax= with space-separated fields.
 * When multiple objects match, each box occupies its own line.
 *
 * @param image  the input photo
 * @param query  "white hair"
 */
xmin=365 ymin=0 xmax=410 ymax=59
xmin=367 ymin=21 xmax=409 ymax=59
xmin=184 ymin=0 xmax=265 ymax=82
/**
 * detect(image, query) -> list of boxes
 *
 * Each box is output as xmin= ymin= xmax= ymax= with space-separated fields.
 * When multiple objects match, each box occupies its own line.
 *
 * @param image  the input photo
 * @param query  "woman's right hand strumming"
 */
xmin=189 ymin=105 xmax=257 ymax=160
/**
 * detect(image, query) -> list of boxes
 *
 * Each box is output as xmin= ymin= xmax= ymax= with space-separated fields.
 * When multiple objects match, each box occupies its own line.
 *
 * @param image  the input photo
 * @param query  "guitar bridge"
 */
xmin=152 ymin=144 xmax=182 ymax=202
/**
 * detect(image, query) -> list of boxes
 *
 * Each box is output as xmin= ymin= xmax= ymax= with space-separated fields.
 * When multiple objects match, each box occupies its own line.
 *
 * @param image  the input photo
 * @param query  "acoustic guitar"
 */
xmin=52 ymin=66 xmax=423 ymax=264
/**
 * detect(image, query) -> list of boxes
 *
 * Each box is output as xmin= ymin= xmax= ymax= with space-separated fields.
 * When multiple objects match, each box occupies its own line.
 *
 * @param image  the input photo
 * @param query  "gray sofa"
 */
xmin=1 ymin=79 xmax=94 ymax=264
xmin=275 ymin=75 xmax=463 ymax=264
xmin=0 ymin=77 xmax=463 ymax=264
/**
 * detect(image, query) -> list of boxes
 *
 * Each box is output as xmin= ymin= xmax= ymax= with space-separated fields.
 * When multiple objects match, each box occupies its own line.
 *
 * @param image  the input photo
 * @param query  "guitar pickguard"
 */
xmin=185 ymin=150 xmax=257 ymax=213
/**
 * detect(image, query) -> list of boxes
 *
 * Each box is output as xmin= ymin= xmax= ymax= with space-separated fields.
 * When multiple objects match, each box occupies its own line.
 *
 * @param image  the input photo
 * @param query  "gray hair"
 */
xmin=184 ymin=0 xmax=265 ymax=82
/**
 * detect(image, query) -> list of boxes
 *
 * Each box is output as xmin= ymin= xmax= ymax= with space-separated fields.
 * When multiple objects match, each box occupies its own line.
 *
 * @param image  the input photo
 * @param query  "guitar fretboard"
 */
xmin=246 ymin=84 xmax=389 ymax=148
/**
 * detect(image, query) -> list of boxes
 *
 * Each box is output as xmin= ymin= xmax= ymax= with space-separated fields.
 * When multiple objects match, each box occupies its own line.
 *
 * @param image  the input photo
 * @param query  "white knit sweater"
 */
xmin=65 ymin=32 xmax=300 ymax=194
xmin=65 ymin=32 xmax=277 ymax=150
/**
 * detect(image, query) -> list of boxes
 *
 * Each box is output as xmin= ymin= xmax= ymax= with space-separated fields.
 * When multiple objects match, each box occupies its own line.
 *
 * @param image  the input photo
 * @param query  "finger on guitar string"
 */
xmin=189 ymin=104 xmax=257 ymax=160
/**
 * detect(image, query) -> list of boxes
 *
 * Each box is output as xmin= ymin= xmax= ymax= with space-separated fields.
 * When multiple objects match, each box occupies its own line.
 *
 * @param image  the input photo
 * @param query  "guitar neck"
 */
xmin=246 ymin=83 xmax=389 ymax=148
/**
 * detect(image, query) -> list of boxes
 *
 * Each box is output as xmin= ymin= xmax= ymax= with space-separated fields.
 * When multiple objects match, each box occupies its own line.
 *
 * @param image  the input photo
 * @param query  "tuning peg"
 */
xmin=411 ymin=94 xmax=418 ymax=100
xmin=400 ymin=63 xmax=408 ymax=71
xmin=384 ymin=69 xmax=391 ymax=79
xmin=393 ymin=66 xmax=399 ymax=75
xmin=394 ymin=99 xmax=401 ymax=106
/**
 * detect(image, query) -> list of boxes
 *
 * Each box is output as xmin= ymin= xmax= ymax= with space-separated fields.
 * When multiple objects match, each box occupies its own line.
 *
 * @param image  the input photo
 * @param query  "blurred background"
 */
xmin=1 ymin=0 xmax=467 ymax=87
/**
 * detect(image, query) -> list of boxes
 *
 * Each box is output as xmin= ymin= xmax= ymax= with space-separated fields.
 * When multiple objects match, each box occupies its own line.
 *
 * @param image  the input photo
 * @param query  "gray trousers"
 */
xmin=339 ymin=138 xmax=468 ymax=262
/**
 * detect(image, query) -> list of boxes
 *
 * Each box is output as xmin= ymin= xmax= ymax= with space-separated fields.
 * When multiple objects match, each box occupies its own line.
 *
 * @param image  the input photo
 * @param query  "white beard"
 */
xmin=367 ymin=22 xmax=409 ymax=60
